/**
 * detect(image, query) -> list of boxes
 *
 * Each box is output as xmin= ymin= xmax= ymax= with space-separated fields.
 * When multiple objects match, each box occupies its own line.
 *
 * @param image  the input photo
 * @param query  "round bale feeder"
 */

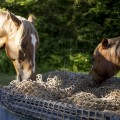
xmin=0 ymin=71 xmax=120 ymax=120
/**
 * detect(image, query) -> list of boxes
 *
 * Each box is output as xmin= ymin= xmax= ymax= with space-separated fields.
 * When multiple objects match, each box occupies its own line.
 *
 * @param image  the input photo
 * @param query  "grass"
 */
xmin=0 ymin=73 xmax=15 ymax=86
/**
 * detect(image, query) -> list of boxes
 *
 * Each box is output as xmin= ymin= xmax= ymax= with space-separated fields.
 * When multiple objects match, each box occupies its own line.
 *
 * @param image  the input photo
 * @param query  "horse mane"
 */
xmin=14 ymin=15 xmax=39 ymax=49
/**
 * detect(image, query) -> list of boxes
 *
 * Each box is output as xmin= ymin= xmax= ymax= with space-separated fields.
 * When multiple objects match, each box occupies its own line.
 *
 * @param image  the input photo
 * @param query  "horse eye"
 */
xmin=21 ymin=43 xmax=26 ymax=49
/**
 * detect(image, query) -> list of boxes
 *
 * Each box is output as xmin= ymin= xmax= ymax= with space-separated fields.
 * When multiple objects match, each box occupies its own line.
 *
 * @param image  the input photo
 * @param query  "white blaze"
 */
xmin=31 ymin=34 xmax=37 ymax=73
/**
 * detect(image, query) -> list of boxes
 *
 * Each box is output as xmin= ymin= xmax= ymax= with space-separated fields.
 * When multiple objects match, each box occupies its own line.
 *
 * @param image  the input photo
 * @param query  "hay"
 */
xmin=3 ymin=71 xmax=120 ymax=115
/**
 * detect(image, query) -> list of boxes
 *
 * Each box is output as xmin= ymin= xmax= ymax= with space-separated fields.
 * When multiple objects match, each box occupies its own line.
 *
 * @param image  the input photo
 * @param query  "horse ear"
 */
xmin=7 ymin=11 xmax=21 ymax=28
xmin=28 ymin=15 xmax=35 ymax=25
xmin=102 ymin=38 xmax=108 ymax=49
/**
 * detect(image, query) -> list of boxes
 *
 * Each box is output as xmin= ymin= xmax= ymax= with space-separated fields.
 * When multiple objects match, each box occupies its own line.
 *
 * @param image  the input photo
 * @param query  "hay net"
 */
xmin=0 ymin=71 xmax=120 ymax=119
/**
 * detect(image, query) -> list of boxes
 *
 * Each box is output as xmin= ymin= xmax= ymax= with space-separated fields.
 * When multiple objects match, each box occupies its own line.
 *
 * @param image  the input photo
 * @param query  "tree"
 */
xmin=0 ymin=0 xmax=120 ymax=73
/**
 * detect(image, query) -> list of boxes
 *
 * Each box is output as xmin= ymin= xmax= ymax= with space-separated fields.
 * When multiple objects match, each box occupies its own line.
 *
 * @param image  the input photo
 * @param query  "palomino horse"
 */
xmin=0 ymin=11 xmax=39 ymax=81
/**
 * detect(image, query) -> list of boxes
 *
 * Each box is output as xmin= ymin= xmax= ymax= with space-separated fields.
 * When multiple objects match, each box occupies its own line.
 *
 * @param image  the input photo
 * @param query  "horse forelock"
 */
xmin=14 ymin=18 xmax=38 ymax=49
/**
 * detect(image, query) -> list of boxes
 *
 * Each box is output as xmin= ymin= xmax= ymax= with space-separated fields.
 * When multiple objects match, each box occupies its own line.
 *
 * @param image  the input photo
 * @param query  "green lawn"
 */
xmin=0 ymin=73 xmax=15 ymax=86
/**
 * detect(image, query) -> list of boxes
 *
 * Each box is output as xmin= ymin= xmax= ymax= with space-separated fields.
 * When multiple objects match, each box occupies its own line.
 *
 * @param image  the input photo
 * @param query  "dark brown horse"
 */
xmin=0 ymin=11 xmax=39 ymax=81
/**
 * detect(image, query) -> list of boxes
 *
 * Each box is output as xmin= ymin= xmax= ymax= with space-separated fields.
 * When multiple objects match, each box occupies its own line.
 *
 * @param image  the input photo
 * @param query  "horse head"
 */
xmin=0 ymin=11 xmax=39 ymax=81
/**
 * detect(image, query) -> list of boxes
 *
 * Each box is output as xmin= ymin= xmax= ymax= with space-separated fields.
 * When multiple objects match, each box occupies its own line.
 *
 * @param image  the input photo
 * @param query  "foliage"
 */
xmin=0 ymin=0 xmax=120 ymax=73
